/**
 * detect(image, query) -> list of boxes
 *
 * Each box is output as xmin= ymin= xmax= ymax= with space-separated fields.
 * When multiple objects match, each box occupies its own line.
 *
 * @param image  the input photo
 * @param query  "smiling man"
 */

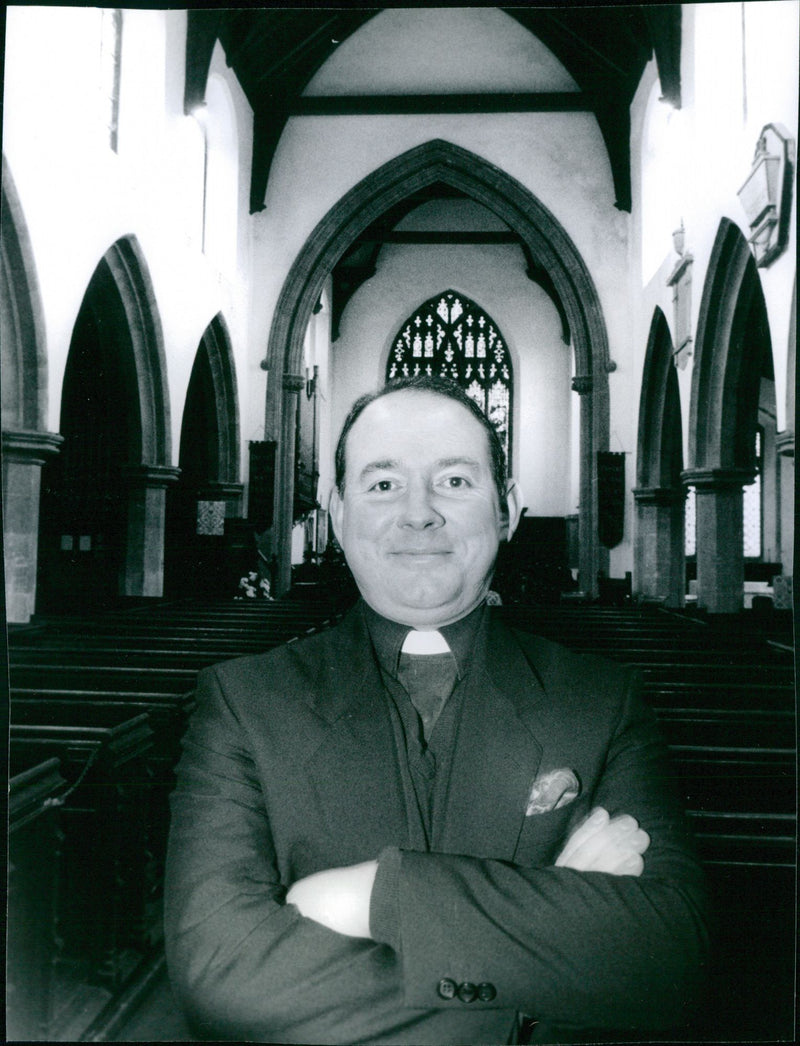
xmin=165 ymin=376 xmax=708 ymax=1045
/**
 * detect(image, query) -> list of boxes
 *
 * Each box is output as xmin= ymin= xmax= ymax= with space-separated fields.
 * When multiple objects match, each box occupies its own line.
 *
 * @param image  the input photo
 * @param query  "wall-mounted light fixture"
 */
xmin=306 ymin=364 xmax=319 ymax=399
xmin=672 ymin=219 xmax=685 ymax=257
xmin=737 ymin=123 xmax=794 ymax=267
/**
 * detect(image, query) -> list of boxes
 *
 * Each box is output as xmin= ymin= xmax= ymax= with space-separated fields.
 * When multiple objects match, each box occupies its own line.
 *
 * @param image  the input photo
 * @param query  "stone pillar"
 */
xmin=1 ymin=429 xmax=63 ymax=622
xmin=275 ymin=374 xmax=305 ymax=596
xmin=122 ymin=465 xmax=180 ymax=597
xmin=197 ymin=481 xmax=245 ymax=520
xmin=572 ymin=375 xmax=603 ymax=598
xmin=633 ymin=486 xmax=686 ymax=608
xmin=682 ymin=467 xmax=753 ymax=613
xmin=776 ymin=432 xmax=794 ymax=580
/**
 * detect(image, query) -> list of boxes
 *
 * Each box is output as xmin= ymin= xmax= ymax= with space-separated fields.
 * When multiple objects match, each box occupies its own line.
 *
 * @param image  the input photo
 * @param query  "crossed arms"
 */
xmin=286 ymin=807 xmax=651 ymax=938
xmin=164 ymin=660 xmax=709 ymax=1043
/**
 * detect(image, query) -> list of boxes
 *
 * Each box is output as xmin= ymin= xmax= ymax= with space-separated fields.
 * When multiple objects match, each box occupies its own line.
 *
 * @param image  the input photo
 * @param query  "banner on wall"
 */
xmin=597 ymin=451 xmax=626 ymax=549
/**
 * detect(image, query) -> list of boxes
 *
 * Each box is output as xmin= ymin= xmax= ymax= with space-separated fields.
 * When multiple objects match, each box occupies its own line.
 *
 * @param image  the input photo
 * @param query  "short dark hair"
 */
xmin=334 ymin=374 xmax=508 ymax=503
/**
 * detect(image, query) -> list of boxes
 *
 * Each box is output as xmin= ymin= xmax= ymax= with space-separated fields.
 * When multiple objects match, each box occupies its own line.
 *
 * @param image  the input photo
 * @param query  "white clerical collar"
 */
xmin=401 ymin=630 xmax=451 ymax=655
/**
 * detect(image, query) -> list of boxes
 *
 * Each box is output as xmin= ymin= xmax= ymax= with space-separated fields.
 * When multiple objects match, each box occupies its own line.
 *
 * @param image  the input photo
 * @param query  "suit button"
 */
xmin=457 ymin=981 xmax=478 ymax=1003
xmin=437 ymin=978 xmax=457 ymax=1000
xmin=478 ymin=982 xmax=497 ymax=1002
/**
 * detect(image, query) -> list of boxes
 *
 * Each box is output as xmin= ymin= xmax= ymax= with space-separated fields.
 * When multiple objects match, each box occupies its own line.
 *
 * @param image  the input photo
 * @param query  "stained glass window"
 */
xmin=386 ymin=290 xmax=513 ymax=466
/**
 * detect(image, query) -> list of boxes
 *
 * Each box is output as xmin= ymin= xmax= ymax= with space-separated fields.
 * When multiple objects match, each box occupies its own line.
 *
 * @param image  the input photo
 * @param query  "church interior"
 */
xmin=2 ymin=4 xmax=797 ymax=1042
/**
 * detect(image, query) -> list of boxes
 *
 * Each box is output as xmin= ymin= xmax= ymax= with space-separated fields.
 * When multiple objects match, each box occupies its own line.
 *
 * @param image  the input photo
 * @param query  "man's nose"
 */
xmin=398 ymin=481 xmax=445 ymax=529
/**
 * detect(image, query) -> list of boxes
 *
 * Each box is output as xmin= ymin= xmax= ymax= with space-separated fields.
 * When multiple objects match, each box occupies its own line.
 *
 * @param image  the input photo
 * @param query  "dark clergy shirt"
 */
xmin=363 ymin=601 xmax=486 ymax=847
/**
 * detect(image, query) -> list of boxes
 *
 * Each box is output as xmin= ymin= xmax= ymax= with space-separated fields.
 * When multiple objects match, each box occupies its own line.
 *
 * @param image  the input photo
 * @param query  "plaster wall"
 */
xmin=326 ymin=226 xmax=571 ymax=517
xmin=251 ymin=5 xmax=634 ymax=564
xmin=1 ymin=9 xmax=260 ymax=476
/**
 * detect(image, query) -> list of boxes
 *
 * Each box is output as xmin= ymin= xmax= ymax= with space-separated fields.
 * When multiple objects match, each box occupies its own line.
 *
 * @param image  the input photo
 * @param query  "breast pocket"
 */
xmin=512 ymin=800 xmax=589 ymax=867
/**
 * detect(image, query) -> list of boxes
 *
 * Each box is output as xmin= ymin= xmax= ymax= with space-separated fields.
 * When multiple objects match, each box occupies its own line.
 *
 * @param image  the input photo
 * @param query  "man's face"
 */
xmin=330 ymin=390 xmax=521 ymax=629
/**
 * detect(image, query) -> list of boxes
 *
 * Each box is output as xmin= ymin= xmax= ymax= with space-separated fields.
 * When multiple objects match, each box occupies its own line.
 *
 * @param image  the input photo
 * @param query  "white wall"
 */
xmin=327 ymin=199 xmax=571 ymax=516
xmin=2 ymin=9 xmax=258 ymax=471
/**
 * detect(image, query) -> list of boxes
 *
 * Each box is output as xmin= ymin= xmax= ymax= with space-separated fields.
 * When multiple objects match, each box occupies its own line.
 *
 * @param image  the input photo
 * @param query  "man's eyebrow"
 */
xmin=436 ymin=457 xmax=481 ymax=470
xmin=359 ymin=459 xmax=400 ymax=479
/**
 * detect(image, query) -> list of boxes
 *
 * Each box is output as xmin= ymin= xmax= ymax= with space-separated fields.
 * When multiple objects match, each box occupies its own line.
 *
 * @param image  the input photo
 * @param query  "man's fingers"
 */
xmin=554 ymin=807 xmax=609 ymax=867
xmin=555 ymin=809 xmax=650 ymax=874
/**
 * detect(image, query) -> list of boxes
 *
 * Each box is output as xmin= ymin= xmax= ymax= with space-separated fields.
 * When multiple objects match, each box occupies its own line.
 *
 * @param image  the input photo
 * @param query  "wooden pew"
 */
xmin=7 ymin=757 xmax=67 ymax=1041
xmin=9 ymin=706 xmax=156 ymax=995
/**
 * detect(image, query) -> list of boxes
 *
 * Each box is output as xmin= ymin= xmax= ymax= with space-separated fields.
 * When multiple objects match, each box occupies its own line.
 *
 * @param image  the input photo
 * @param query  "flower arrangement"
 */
xmin=236 ymin=571 xmax=273 ymax=600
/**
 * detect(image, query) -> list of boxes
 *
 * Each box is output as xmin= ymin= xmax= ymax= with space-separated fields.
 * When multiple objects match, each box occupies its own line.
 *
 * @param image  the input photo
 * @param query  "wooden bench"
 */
xmin=10 ymin=706 xmax=157 ymax=990
xmin=7 ymin=756 xmax=67 ymax=1041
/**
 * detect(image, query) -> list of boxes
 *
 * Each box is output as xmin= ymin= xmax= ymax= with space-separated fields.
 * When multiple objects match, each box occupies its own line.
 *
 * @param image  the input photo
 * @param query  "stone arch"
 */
xmin=633 ymin=307 xmax=685 ymax=606
xmin=265 ymin=139 xmax=611 ymax=594
xmin=685 ymin=218 xmax=773 ymax=612
xmin=1 ymin=156 xmax=48 ymax=431
xmin=197 ymin=312 xmax=241 ymax=485
xmin=37 ymin=235 xmax=176 ymax=609
xmin=1 ymin=157 xmax=63 ymax=621
xmin=637 ymin=308 xmax=683 ymax=490
xmin=96 ymin=235 xmax=172 ymax=466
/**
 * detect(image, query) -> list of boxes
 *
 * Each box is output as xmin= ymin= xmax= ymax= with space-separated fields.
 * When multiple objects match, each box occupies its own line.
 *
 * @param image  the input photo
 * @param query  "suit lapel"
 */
xmin=302 ymin=608 xmax=414 ymax=860
xmin=434 ymin=615 xmax=547 ymax=859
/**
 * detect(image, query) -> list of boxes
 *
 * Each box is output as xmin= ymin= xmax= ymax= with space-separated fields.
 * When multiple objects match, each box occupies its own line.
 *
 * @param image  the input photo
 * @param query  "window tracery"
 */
xmin=387 ymin=290 xmax=513 ymax=465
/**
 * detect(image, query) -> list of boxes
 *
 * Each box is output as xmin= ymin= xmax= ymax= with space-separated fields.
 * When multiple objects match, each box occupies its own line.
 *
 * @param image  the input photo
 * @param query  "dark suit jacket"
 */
xmin=164 ymin=603 xmax=708 ymax=1045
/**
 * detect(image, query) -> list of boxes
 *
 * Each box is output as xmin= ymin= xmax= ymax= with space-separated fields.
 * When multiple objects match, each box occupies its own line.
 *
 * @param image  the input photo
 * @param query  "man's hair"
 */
xmin=334 ymin=374 xmax=508 ymax=502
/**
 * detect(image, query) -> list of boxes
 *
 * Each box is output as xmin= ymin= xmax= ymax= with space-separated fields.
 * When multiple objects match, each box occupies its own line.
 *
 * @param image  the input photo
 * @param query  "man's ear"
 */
xmin=500 ymin=480 xmax=524 ymax=542
xmin=328 ymin=484 xmax=344 ymax=544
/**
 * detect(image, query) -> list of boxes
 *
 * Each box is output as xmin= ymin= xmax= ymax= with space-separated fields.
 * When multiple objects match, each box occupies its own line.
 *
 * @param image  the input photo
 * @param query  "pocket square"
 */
xmin=525 ymin=768 xmax=581 ymax=816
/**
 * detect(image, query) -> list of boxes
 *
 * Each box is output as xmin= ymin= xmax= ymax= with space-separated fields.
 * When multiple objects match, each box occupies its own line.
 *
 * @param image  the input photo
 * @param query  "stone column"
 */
xmin=682 ymin=467 xmax=753 ymax=613
xmin=2 ymin=429 xmax=63 ymax=622
xmin=776 ymin=432 xmax=794 ymax=582
xmin=632 ymin=486 xmax=686 ymax=608
xmin=572 ymin=375 xmax=603 ymax=598
xmin=275 ymin=374 xmax=305 ymax=596
xmin=197 ymin=481 xmax=245 ymax=520
xmin=122 ymin=465 xmax=180 ymax=597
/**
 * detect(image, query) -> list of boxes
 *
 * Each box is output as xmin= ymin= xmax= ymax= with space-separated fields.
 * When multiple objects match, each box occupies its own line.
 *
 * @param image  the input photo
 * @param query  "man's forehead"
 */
xmin=353 ymin=389 xmax=483 ymax=438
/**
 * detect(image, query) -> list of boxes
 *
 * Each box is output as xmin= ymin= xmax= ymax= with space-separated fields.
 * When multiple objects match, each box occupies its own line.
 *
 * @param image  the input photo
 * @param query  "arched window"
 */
xmin=386 ymin=290 xmax=513 ymax=465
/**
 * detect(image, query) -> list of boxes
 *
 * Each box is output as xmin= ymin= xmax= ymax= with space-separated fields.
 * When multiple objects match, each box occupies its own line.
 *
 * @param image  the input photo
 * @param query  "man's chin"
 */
xmin=367 ymin=588 xmax=484 ymax=628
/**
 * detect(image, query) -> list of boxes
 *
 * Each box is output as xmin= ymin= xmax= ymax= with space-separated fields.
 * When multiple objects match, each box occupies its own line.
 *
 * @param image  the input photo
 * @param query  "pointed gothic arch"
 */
xmin=1 ymin=156 xmax=48 ymax=431
xmin=684 ymin=219 xmax=773 ymax=612
xmin=633 ymin=307 xmax=685 ymax=606
xmin=1 ymin=157 xmax=63 ymax=621
xmin=195 ymin=312 xmax=241 ymax=485
xmin=37 ymin=235 xmax=176 ymax=609
xmin=97 ymin=235 xmax=172 ymax=466
xmin=165 ymin=313 xmax=243 ymax=598
xmin=264 ymin=139 xmax=611 ymax=595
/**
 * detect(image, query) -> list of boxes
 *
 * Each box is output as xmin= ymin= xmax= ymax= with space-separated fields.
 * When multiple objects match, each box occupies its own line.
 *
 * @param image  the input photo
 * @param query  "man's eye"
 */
xmin=442 ymin=475 xmax=471 ymax=489
xmin=369 ymin=479 xmax=397 ymax=493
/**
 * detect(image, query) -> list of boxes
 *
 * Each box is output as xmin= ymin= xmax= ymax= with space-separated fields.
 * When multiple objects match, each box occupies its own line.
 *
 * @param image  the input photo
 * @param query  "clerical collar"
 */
xmin=362 ymin=599 xmax=486 ymax=681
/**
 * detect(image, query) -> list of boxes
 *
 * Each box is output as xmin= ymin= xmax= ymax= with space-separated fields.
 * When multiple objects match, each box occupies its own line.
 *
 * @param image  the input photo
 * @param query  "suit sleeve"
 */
xmin=369 ymin=670 xmax=710 ymax=1033
xmin=163 ymin=666 xmax=407 ymax=1044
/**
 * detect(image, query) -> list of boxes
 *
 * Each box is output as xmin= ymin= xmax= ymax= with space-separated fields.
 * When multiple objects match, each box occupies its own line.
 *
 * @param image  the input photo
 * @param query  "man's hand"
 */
xmin=555 ymin=807 xmax=650 ymax=875
xmin=285 ymin=860 xmax=378 ymax=937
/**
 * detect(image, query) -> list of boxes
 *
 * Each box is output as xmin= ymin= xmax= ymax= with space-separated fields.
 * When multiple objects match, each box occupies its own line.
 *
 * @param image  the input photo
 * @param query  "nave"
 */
xmin=7 ymin=586 xmax=795 ymax=1043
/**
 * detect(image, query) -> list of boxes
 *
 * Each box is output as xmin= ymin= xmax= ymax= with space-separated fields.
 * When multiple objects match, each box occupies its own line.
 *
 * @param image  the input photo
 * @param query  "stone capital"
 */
xmin=283 ymin=373 xmax=306 ymax=393
xmin=123 ymin=464 xmax=181 ymax=488
xmin=633 ymin=485 xmax=686 ymax=507
xmin=571 ymin=375 xmax=593 ymax=395
xmin=197 ymin=481 xmax=245 ymax=500
xmin=776 ymin=431 xmax=794 ymax=457
xmin=681 ymin=466 xmax=756 ymax=491
xmin=2 ymin=429 xmax=64 ymax=465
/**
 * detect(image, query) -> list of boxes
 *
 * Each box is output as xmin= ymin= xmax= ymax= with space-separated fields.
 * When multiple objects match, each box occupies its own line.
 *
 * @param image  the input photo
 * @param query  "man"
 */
xmin=165 ymin=376 xmax=708 ymax=1045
